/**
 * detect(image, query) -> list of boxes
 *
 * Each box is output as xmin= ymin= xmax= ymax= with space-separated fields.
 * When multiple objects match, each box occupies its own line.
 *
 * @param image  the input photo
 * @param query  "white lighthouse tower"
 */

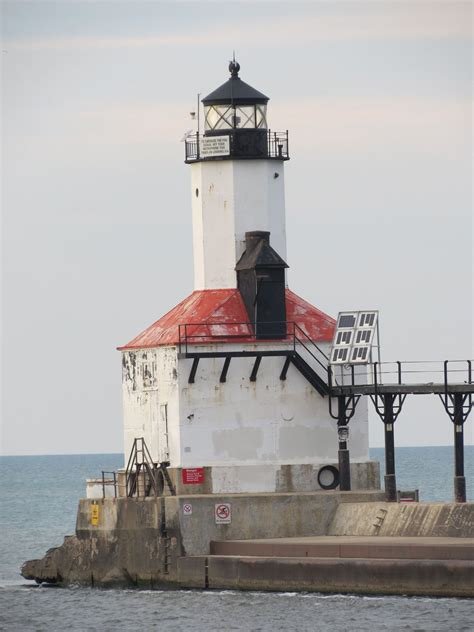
xmin=190 ymin=59 xmax=287 ymax=290
xmin=118 ymin=61 xmax=378 ymax=494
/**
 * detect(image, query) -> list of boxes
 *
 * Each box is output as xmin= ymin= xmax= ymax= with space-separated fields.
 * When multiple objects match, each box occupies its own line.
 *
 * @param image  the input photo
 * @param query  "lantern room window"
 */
xmin=204 ymin=104 xmax=267 ymax=131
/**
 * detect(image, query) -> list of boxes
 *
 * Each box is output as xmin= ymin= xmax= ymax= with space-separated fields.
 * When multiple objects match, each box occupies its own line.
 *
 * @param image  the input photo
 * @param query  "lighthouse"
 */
xmin=22 ymin=60 xmax=473 ymax=595
xmin=118 ymin=61 xmax=378 ymax=494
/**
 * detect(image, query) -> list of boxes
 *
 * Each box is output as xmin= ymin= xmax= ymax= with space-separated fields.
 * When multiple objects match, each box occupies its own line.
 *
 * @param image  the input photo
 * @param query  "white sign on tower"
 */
xmin=200 ymin=136 xmax=230 ymax=158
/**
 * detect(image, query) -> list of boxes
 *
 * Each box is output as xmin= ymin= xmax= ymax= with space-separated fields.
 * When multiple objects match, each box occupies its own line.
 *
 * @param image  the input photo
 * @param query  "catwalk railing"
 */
xmin=329 ymin=359 xmax=474 ymax=394
xmin=178 ymin=320 xmax=330 ymax=393
xmin=184 ymin=130 xmax=289 ymax=162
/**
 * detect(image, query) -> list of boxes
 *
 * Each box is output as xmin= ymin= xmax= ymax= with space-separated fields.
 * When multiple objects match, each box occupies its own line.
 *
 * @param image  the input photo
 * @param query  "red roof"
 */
xmin=118 ymin=288 xmax=335 ymax=350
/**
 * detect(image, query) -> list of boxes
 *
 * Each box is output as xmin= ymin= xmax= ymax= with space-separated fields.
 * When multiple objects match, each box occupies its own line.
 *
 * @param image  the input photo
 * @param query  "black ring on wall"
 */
xmin=317 ymin=465 xmax=340 ymax=490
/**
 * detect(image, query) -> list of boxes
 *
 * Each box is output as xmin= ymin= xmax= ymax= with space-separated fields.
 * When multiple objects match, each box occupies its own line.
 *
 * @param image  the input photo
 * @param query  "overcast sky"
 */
xmin=1 ymin=1 xmax=472 ymax=455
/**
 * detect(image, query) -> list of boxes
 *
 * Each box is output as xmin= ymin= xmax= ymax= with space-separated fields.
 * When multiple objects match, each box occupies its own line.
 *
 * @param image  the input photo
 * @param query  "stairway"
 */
xmin=290 ymin=352 xmax=331 ymax=396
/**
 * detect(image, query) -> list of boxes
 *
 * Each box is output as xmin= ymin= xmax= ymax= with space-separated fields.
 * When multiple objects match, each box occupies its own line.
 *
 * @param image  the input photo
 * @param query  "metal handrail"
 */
xmin=178 ymin=320 xmax=326 ymax=349
xmin=101 ymin=471 xmax=118 ymax=498
xmin=331 ymin=359 xmax=474 ymax=389
xmin=184 ymin=129 xmax=289 ymax=162
xmin=178 ymin=320 xmax=332 ymax=389
xmin=293 ymin=323 xmax=330 ymax=372
xmin=125 ymin=437 xmax=159 ymax=498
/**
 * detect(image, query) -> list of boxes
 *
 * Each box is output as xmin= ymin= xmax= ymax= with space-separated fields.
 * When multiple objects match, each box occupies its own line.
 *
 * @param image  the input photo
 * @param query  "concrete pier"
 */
xmin=21 ymin=494 xmax=474 ymax=597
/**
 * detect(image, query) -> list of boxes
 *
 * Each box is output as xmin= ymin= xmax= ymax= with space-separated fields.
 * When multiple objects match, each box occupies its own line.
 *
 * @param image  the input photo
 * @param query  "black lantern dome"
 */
xmin=202 ymin=60 xmax=269 ymax=133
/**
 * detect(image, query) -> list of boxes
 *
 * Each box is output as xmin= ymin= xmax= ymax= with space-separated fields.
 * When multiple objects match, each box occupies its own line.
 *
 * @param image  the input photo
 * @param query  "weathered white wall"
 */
xmin=233 ymin=161 xmax=286 ymax=262
xmin=177 ymin=342 xmax=369 ymax=470
xmin=121 ymin=348 xmax=180 ymax=466
xmin=191 ymin=160 xmax=287 ymax=290
xmin=121 ymin=342 xmax=371 ymax=492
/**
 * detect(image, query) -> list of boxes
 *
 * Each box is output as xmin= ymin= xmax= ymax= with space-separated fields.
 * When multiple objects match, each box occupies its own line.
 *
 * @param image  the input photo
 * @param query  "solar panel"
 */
xmin=355 ymin=329 xmax=373 ymax=345
xmin=351 ymin=345 xmax=370 ymax=363
xmin=330 ymin=310 xmax=378 ymax=365
xmin=358 ymin=311 xmax=377 ymax=328
xmin=335 ymin=330 xmax=353 ymax=346
xmin=331 ymin=347 xmax=349 ymax=363
xmin=338 ymin=314 xmax=357 ymax=329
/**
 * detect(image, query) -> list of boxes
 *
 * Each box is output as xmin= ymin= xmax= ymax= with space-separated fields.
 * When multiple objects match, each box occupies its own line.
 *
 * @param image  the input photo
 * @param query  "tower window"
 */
xmin=204 ymin=104 xmax=267 ymax=131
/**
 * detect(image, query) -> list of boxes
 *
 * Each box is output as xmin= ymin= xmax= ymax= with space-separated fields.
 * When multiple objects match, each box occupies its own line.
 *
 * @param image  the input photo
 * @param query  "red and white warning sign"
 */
xmin=182 ymin=468 xmax=205 ymax=485
xmin=215 ymin=503 xmax=231 ymax=524
xmin=183 ymin=503 xmax=193 ymax=516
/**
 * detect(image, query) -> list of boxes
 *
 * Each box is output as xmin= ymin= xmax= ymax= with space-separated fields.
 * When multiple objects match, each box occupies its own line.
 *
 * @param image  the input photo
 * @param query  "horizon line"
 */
xmin=1 ymin=445 xmax=473 ymax=458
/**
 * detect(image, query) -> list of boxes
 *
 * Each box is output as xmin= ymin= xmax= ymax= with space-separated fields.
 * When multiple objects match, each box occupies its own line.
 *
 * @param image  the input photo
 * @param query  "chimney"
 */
xmin=235 ymin=231 xmax=288 ymax=339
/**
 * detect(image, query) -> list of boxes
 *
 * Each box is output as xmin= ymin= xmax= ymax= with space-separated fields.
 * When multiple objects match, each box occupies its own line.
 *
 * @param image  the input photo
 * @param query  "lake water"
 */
xmin=0 ymin=447 xmax=472 ymax=631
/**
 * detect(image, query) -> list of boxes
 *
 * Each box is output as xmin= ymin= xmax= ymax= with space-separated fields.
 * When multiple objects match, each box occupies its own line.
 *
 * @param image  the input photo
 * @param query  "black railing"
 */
xmin=184 ymin=130 xmax=289 ymax=162
xmin=328 ymin=359 xmax=474 ymax=390
xmin=101 ymin=471 xmax=118 ymax=498
xmin=185 ymin=135 xmax=199 ymax=161
xmin=125 ymin=437 xmax=159 ymax=498
xmin=125 ymin=437 xmax=176 ymax=498
xmin=178 ymin=320 xmax=330 ymax=387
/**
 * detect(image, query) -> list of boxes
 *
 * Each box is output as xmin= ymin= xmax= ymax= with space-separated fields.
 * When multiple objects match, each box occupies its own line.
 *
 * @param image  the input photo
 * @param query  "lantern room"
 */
xmin=203 ymin=60 xmax=269 ymax=132
xmin=185 ymin=61 xmax=289 ymax=163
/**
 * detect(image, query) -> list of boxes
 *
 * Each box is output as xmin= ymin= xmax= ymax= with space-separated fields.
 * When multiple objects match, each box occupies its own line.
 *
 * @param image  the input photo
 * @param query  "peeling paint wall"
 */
xmin=121 ymin=347 xmax=180 ymax=466
xmin=121 ymin=342 xmax=371 ymax=491
xmin=191 ymin=160 xmax=287 ymax=290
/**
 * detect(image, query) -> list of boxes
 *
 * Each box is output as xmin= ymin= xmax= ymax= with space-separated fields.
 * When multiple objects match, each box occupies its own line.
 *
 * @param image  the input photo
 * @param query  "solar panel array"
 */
xmin=330 ymin=311 xmax=378 ymax=365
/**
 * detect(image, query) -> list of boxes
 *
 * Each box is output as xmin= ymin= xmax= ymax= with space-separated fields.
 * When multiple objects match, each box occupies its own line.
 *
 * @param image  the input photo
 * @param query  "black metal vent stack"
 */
xmin=236 ymin=231 xmax=288 ymax=339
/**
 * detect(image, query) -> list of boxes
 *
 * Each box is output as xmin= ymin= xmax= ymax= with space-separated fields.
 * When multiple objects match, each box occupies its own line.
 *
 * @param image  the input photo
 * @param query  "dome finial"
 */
xmin=229 ymin=52 xmax=240 ymax=78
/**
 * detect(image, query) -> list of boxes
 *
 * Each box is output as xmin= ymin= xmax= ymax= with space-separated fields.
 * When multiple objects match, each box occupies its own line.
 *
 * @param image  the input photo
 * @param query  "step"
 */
xmin=177 ymin=554 xmax=474 ymax=597
xmin=210 ymin=535 xmax=474 ymax=561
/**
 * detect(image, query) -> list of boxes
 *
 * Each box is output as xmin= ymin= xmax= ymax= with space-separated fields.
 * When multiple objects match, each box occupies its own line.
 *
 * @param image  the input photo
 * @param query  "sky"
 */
xmin=1 ymin=0 xmax=472 ymax=455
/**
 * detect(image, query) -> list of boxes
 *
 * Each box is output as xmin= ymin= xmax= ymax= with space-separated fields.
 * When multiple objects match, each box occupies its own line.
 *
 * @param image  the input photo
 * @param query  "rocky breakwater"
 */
xmin=22 ymin=497 xmax=181 ymax=587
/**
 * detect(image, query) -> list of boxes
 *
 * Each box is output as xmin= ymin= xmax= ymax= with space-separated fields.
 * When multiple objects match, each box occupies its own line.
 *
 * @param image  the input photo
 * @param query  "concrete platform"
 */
xmin=178 ymin=535 xmax=474 ymax=597
xmin=178 ymin=554 xmax=473 ymax=597
xmin=210 ymin=535 xmax=474 ymax=561
xmin=21 ymin=497 xmax=473 ymax=593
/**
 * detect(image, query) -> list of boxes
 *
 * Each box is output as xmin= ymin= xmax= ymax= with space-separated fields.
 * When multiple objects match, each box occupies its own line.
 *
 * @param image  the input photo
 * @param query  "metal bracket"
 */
xmin=329 ymin=394 xmax=361 ymax=423
xmin=280 ymin=356 xmax=291 ymax=381
xmin=250 ymin=355 xmax=262 ymax=382
xmin=370 ymin=392 xmax=407 ymax=424
xmin=219 ymin=357 xmax=231 ymax=383
xmin=439 ymin=361 xmax=473 ymax=424
xmin=188 ymin=357 xmax=200 ymax=384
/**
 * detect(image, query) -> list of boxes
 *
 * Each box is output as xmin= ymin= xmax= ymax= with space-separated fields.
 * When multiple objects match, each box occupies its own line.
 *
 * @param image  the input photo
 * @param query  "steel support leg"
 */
xmin=383 ymin=394 xmax=397 ymax=502
xmin=338 ymin=445 xmax=351 ymax=491
xmin=338 ymin=396 xmax=351 ymax=491
xmin=370 ymin=392 xmax=406 ymax=502
xmin=453 ymin=393 xmax=466 ymax=503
